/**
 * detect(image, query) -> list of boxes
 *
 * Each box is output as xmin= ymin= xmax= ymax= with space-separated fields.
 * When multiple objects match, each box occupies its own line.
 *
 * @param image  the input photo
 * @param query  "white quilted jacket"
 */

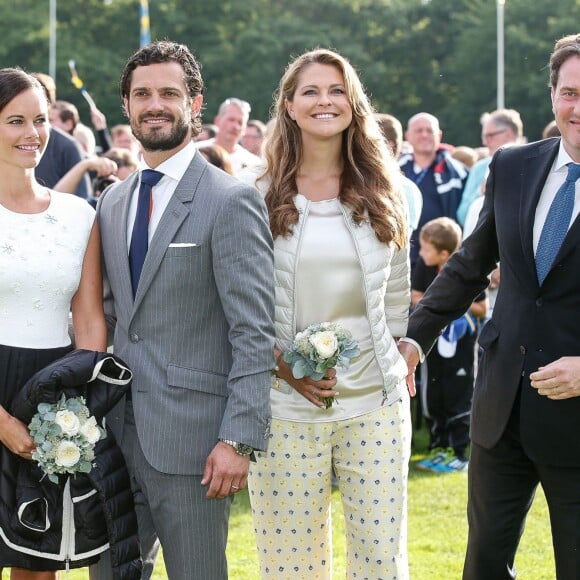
xmin=273 ymin=194 xmax=410 ymax=400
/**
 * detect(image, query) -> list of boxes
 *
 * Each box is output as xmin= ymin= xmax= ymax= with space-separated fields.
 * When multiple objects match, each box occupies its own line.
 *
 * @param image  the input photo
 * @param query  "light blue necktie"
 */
xmin=535 ymin=162 xmax=580 ymax=285
xmin=129 ymin=169 xmax=164 ymax=297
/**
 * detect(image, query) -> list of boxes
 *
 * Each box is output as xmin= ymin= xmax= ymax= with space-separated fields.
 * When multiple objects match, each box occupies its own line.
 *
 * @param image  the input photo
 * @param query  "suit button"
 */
xmin=519 ymin=345 xmax=527 ymax=354
xmin=130 ymin=333 xmax=139 ymax=343
xmin=536 ymin=298 xmax=543 ymax=307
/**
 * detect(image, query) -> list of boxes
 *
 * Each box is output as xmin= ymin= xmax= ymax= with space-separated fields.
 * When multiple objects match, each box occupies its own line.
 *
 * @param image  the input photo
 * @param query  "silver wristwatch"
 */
xmin=219 ymin=439 xmax=253 ymax=456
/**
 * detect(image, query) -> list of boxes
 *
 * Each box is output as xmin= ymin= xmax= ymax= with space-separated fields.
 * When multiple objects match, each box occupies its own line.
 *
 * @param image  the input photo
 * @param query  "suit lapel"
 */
xmin=519 ymin=139 xmax=559 ymax=284
xmin=109 ymin=173 xmax=139 ymax=301
xmin=132 ymin=154 xmax=207 ymax=311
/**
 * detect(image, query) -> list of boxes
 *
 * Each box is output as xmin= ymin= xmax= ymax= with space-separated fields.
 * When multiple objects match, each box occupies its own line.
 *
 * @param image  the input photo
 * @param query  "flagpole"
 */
xmin=49 ymin=0 xmax=57 ymax=79
xmin=497 ymin=0 xmax=505 ymax=109
xmin=140 ymin=0 xmax=151 ymax=48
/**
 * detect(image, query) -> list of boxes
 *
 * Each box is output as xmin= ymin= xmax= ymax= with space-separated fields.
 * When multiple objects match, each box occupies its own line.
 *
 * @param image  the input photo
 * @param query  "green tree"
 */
xmin=1 ymin=0 xmax=578 ymax=146
xmin=449 ymin=0 xmax=575 ymax=145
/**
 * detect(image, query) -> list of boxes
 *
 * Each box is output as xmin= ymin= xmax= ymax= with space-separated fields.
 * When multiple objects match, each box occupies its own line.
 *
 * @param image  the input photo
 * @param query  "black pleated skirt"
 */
xmin=0 ymin=343 xmax=72 ymax=570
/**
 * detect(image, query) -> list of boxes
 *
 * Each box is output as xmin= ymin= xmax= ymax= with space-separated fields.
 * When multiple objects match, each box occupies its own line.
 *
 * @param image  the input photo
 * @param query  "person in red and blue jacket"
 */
xmin=399 ymin=112 xmax=468 ymax=270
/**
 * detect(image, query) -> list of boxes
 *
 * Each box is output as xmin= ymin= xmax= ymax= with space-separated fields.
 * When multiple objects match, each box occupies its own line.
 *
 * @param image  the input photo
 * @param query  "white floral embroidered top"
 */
xmin=0 ymin=191 xmax=95 ymax=348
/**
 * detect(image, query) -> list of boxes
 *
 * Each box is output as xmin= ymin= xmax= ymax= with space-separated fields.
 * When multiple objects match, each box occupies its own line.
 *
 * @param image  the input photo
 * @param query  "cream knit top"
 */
xmin=272 ymin=195 xmax=408 ymax=422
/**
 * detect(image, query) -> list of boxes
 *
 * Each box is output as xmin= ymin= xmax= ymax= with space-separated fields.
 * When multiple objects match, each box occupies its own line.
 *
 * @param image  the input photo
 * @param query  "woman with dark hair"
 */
xmin=245 ymin=49 xmax=412 ymax=579
xmin=0 ymin=68 xmax=106 ymax=578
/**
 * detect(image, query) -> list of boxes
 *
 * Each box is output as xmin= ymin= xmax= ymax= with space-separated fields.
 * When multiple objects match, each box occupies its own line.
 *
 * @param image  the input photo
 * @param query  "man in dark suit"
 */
xmin=92 ymin=41 xmax=275 ymax=579
xmin=398 ymin=34 xmax=580 ymax=579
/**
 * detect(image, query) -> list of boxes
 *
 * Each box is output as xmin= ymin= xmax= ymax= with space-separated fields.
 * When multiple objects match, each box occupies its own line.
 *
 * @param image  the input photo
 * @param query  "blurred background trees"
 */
xmin=1 ymin=0 xmax=578 ymax=145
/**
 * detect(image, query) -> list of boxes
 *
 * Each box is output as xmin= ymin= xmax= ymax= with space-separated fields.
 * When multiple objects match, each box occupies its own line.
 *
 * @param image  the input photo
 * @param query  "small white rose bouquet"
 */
xmin=283 ymin=322 xmax=360 ymax=408
xmin=28 ymin=394 xmax=106 ymax=484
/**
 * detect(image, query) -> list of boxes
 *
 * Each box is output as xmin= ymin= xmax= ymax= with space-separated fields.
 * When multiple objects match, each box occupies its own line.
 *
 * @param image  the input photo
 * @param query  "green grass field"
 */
xmin=2 ymin=429 xmax=555 ymax=579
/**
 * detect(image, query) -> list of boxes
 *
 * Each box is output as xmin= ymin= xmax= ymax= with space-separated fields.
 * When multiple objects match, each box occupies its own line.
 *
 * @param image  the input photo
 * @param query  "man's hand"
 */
xmin=90 ymin=106 xmax=107 ymax=131
xmin=530 ymin=357 xmax=580 ymax=400
xmin=397 ymin=340 xmax=420 ymax=397
xmin=201 ymin=442 xmax=250 ymax=499
xmin=489 ymin=265 xmax=501 ymax=289
xmin=86 ymin=156 xmax=118 ymax=177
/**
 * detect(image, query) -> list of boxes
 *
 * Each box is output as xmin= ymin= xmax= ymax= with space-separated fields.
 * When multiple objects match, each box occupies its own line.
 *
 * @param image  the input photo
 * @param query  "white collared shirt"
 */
xmin=533 ymin=143 xmax=580 ymax=254
xmin=126 ymin=140 xmax=198 ymax=249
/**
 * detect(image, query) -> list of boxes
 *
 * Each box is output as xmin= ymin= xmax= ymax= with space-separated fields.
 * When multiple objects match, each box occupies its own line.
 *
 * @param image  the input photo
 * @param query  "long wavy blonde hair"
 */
xmin=261 ymin=48 xmax=408 ymax=249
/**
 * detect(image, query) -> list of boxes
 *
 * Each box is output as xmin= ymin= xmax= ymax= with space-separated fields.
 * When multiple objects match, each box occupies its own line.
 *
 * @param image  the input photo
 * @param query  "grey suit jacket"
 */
xmin=97 ymin=152 xmax=275 ymax=475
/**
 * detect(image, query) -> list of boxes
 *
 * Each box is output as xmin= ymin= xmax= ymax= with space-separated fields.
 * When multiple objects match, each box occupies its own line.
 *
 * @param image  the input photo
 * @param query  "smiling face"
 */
xmin=552 ymin=54 xmax=580 ymax=162
xmin=215 ymin=104 xmax=248 ymax=151
xmin=123 ymin=61 xmax=202 ymax=158
xmin=0 ymin=87 xmax=49 ymax=171
xmin=285 ymin=62 xmax=352 ymax=142
xmin=405 ymin=114 xmax=442 ymax=158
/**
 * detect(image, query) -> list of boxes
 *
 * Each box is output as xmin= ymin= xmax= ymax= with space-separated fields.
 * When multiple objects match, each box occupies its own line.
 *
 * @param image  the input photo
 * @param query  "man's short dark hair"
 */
xmin=120 ymin=40 xmax=204 ymax=134
xmin=549 ymin=34 xmax=580 ymax=89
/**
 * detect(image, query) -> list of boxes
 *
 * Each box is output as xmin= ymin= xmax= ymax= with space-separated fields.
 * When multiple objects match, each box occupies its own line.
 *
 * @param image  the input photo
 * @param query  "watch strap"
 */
xmin=219 ymin=438 xmax=253 ymax=456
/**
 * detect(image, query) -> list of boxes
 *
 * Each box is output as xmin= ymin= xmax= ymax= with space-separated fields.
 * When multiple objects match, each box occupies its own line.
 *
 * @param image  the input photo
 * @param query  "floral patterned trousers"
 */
xmin=248 ymin=398 xmax=411 ymax=579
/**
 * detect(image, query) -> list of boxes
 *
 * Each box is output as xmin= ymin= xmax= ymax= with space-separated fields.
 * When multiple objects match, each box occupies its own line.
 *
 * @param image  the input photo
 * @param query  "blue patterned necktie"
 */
xmin=535 ymin=162 xmax=580 ymax=285
xmin=129 ymin=169 xmax=164 ymax=297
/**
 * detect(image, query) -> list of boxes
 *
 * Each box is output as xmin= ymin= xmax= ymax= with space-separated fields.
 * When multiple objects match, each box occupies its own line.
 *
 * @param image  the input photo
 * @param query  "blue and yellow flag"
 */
xmin=140 ymin=0 xmax=151 ymax=47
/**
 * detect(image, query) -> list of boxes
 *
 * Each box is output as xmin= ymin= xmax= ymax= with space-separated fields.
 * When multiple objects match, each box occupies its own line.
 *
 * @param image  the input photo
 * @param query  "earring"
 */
xmin=289 ymin=111 xmax=296 ymax=120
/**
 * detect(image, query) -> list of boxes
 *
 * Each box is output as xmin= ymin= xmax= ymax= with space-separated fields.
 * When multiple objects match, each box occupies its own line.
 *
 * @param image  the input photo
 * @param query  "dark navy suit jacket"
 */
xmin=407 ymin=137 xmax=580 ymax=466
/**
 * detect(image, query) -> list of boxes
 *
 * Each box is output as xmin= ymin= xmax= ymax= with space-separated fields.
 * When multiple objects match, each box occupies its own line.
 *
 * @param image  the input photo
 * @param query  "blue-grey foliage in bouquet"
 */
xmin=284 ymin=322 xmax=360 ymax=408
xmin=29 ymin=394 xmax=107 ymax=484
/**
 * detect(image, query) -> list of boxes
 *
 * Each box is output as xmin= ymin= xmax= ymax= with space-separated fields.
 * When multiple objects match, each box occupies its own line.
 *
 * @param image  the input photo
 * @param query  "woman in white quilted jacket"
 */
xmin=245 ymin=48 xmax=413 ymax=579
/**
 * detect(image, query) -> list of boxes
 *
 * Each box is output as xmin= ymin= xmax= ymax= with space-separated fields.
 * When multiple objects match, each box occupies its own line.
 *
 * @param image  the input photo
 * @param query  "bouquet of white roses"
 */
xmin=29 ymin=394 xmax=106 ymax=484
xmin=283 ymin=322 xmax=360 ymax=408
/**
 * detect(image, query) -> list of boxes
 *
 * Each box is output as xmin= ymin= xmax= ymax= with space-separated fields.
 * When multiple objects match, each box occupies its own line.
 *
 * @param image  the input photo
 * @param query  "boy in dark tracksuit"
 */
xmin=412 ymin=217 xmax=488 ymax=473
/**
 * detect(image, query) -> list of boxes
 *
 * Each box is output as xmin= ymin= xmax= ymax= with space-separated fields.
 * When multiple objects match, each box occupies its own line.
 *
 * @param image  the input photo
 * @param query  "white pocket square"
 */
xmin=168 ymin=242 xmax=198 ymax=247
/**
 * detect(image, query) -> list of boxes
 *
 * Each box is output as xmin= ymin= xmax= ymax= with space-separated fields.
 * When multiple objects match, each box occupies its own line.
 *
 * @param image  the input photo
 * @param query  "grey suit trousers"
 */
xmin=91 ymin=401 xmax=233 ymax=580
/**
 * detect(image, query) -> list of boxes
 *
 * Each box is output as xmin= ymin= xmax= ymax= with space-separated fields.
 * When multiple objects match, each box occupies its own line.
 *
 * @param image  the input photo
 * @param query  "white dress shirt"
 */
xmin=126 ymin=141 xmax=197 ymax=248
xmin=533 ymin=143 xmax=580 ymax=254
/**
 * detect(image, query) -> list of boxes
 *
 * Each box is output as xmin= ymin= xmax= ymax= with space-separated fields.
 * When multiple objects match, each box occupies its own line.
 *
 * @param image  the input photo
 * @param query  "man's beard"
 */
xmin=132 ymin=113 xmax=189 ymax=151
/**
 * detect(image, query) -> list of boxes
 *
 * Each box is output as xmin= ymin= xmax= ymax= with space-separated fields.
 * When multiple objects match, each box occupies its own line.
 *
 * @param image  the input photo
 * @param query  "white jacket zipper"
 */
xmin=61 ymin=477 xmax=76 ymax=569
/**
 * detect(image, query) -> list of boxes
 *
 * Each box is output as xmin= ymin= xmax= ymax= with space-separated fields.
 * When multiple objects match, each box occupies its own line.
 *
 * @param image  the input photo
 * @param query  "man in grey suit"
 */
xmin=94 ymin=41 xmax=275 ymax=579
